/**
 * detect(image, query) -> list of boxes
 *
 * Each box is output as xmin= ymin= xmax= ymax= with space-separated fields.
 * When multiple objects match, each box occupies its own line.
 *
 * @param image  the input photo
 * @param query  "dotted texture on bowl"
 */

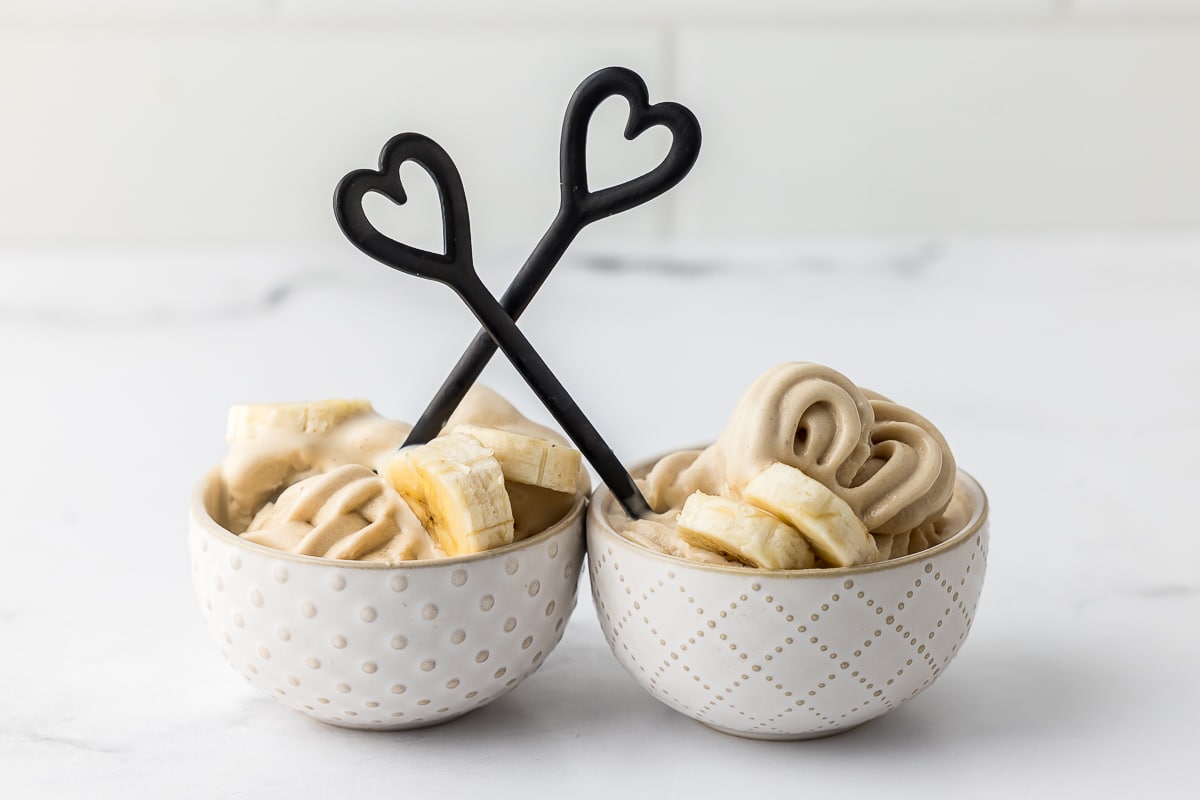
xmin=190 ymin=516 xmax=584 ymax=730
xmin=588 ymin=522 xmax=988 ymax=740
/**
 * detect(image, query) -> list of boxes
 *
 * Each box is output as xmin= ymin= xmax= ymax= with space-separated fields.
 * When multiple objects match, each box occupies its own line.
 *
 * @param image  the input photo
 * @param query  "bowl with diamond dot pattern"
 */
xmin=189 ymin=469 xmax=586 ymax=730
xmin=587 ymin=464 xmax=988 ymax=740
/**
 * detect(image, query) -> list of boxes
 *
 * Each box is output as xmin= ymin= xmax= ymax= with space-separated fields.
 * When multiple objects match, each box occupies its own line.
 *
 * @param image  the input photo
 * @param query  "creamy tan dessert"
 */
xmin=613 ymin=362 xmax=970 ymax=569
xmin=214 ymin=386 xmax=587 ymax=563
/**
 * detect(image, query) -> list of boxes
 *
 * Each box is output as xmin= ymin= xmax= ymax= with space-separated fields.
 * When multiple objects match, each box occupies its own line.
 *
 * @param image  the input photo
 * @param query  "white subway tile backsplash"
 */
xmin=672 ymin=26 xmax=1200 ymax=234
xmin=0 ymin=27 xmax=668 ymax=247
xmin=2 ymin=4 xmax=1198 ymax=245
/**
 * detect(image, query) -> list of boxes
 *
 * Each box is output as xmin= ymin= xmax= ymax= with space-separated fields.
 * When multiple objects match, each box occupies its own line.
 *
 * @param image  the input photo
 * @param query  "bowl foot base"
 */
xmin=698 ymin=719 xmax=867 ymax=741
xmin=304 ymin=709 xmax=473 ymax=731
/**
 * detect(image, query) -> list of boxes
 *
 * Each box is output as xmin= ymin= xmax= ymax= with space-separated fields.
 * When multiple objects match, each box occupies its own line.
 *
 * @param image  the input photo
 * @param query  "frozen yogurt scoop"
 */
xmin=627 ymin=362 xmax=958 ymax=569
xmin=216 ymin=387 xmax=586 ymax=564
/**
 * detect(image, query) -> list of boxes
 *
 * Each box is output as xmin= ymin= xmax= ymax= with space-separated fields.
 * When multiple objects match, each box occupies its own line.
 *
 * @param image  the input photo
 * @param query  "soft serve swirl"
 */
xmin=217 ymin=387 xmax=585 ymax=563
xmin=631 ymin=362 xmax=961 ymax=566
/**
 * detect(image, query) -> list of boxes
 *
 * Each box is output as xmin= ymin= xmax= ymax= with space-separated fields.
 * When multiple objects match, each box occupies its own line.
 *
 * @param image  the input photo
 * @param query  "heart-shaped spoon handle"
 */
xmin=559 ymin=66 xmax=702 ymax=224
xmin=334 ymin=132 xmax=652 ymax=519
xmin=404 ymin=66 xmax=701 ymax=446
xmin=336 ymin=132 xmax=472 ymax=285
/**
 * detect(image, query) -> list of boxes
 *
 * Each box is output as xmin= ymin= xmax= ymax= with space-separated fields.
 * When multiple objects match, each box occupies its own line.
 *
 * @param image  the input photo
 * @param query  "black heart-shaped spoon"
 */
xmin=335 ymin=67 xmax=701 ymax=519
xmin=335 ymin=132 xmax=472 ymax=285
xmin=404 ymin=66 xmax=701 ymax=445
xmin=335 ymin=131 xmax=654 ymax=518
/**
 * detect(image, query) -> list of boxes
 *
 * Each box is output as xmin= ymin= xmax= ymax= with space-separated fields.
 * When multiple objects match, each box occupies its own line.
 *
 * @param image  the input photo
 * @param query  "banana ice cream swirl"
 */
xmin=718 ymin=362 xmax=875 ymax=493
xmin=847 ymin=392 xmax=957 ymax=535
xmin=216 ymin=387 xmax=587 ymax=564
xmin=631 ymin=362 xmax=959 ymax=568
xmin=244 ymin=464 xmax=438 ymax=562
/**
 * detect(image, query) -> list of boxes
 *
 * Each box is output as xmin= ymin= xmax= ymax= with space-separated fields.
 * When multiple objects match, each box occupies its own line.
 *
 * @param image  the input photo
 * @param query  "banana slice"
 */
xmin=451 ymin=424 xmax=581 ymax=494
xmin=677 ymin=492 xmax=815 ymax=570
xmin=226 ymin=399 xmax=373 ymax=442
xmin=385 ymin=433 xmax=515 ymax=556
xmin=741 ymin=463 xmax=878 ymax=567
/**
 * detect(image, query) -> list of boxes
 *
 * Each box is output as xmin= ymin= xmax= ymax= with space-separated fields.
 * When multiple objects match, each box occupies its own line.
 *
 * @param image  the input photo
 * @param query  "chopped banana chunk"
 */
xmin=677 ymin=492 xmax=814 ymax=570
xmin=451 ymin=424 xmax=581 ymax=494
xmin=386 ymin=434 xmax=515 ymax=556
xmin=741 ymin=463 xmax=878 ymax=567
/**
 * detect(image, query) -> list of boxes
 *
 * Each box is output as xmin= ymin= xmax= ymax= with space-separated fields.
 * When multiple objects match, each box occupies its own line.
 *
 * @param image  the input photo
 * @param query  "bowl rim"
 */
xmin=588 ymin=466 xmax=988 ymax=578
xmin=191 ymin=467 xmax=586 ymax=571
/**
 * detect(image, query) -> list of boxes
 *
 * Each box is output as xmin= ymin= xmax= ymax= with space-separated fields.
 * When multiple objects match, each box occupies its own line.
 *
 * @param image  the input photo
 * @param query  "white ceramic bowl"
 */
xmin=189 ymin=469 xmax=586 ymax=730
xmin=587 ymin=467 xmax=989 ymax=740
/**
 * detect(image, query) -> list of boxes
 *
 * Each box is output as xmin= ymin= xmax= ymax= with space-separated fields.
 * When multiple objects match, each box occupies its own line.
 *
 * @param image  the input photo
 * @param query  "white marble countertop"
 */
xmin=2 ymin=236 xmax=1198 ymax=798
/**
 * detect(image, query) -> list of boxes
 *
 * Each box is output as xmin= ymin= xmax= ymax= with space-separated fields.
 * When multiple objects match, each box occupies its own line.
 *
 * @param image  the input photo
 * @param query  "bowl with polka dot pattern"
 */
xmin=189 ymin=469 xmax=586 ymax=730
xmin=587 ymin=466 xmax=988 ymax=740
